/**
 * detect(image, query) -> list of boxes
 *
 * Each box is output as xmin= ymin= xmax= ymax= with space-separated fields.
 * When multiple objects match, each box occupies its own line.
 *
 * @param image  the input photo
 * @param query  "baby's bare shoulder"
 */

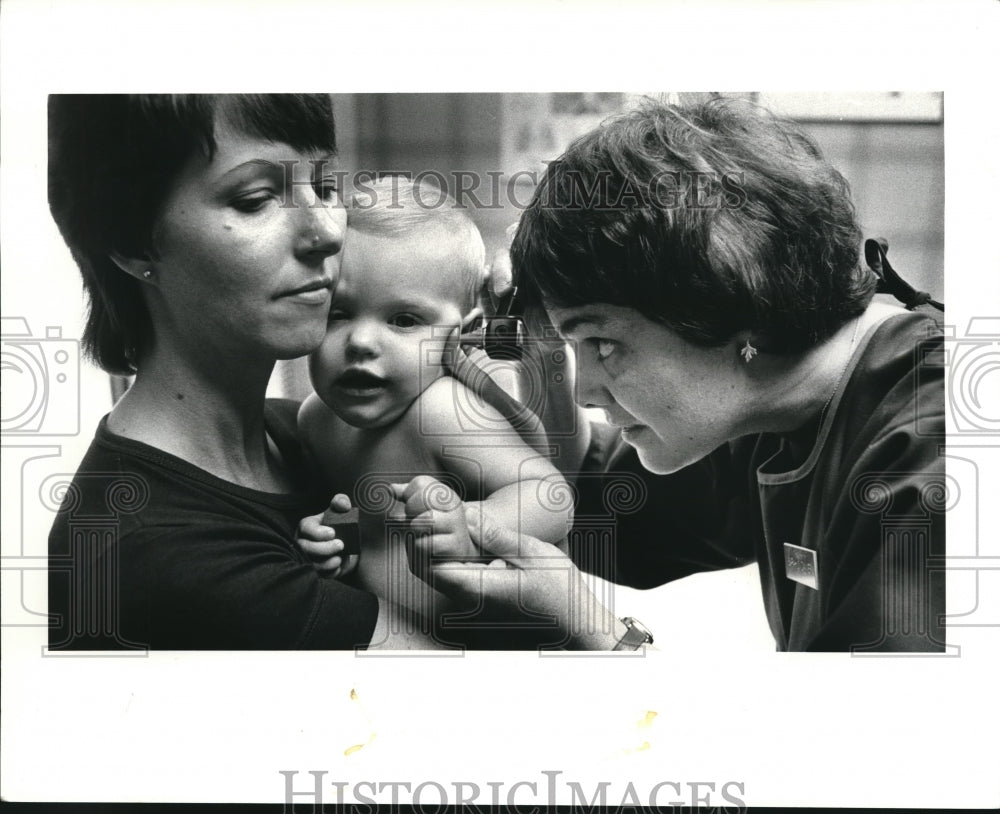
xmin=298 ymin=392 xmax=338 ymax=441
xmin=413 ymin=375 xmax=476 ymax=434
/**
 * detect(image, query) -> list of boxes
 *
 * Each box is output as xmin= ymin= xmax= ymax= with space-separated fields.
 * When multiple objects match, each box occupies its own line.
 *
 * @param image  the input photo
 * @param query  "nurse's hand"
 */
xmin=485 ymin=237 xmax=516 ymax=313
xmin=412 ymin=506 xmax=626 ymax=650
xmin=461 ymin=233 xmax=592 ymax=478
xmin=393 ymin=477 xmax=482 ymax=572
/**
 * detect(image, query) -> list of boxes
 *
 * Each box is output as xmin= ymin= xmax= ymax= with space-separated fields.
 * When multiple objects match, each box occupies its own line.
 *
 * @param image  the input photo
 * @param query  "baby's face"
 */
xmin=309 ymin=229 xmax=469 ymax=429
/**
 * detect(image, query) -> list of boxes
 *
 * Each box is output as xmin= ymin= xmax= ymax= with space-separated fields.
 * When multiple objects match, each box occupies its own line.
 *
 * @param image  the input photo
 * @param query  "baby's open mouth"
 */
xmin=335 ymin=369 xmax=389 ymax=393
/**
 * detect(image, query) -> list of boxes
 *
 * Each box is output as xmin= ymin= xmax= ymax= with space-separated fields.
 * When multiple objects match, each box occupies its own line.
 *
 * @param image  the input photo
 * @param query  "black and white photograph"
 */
xmin=2 ymin=0 xmax=998 ymax=809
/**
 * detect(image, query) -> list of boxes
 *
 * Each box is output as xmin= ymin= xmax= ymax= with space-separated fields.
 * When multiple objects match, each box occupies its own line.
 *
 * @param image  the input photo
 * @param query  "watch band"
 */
xmin=612 ymin=616 xmax=654 ymax=651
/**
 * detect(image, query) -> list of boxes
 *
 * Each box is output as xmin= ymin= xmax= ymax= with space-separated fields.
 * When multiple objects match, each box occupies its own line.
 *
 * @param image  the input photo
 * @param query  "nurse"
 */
xmin=404 ymin=98 xmax=946 ymax=652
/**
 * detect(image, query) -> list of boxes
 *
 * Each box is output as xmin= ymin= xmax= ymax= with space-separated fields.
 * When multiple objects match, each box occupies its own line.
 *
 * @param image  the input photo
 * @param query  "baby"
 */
xmin=298 ymin=178 xmax=572 ymax=649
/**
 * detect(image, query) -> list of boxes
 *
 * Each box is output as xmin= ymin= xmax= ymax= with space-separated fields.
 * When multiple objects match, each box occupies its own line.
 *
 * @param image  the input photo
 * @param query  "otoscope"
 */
xmin=457 ymin=286 xmax=526 ymax=361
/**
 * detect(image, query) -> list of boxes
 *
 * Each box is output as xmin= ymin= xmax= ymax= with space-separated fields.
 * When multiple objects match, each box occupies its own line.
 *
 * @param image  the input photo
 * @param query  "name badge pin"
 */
xmin=783 ymin=542 xmax=819 ymax=590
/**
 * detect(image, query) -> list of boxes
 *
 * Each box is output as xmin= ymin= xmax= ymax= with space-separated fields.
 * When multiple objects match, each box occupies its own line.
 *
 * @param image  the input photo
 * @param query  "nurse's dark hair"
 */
xmin=47 ymin=94 xmax=337 ymax=374
xmin=511 ymin=98 xmax=876 ymax=353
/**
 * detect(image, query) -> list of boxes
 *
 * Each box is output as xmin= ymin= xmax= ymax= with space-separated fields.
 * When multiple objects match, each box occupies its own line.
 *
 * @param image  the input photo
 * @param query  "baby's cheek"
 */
xmin=417 ymin=330 xmax=451 ymax=369
xmin=308 ymin=341 xmax=343 ymax=389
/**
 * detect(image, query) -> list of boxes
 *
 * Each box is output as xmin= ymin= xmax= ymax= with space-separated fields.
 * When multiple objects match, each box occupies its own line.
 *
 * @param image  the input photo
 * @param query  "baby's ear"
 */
xmin=461 ymin=305 xmax=484 ymax=330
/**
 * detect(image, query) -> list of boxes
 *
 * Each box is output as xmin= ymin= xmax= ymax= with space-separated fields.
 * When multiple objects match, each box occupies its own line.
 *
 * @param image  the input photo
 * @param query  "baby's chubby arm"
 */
xmin=415 ymin=376 xmax=574 ymax=545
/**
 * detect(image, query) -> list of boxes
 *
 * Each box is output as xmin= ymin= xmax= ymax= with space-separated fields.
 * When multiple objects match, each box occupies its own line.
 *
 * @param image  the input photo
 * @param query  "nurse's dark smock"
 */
xmin=572 ymin=310 xmax=946 ymax=652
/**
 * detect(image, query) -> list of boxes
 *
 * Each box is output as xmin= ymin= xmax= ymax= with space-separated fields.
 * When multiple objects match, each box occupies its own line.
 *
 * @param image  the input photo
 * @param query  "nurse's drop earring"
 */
xmin=143 ymin=269 xmax=153 ymax=280
xmin=740 ymin=338 xmax=758 ymax=363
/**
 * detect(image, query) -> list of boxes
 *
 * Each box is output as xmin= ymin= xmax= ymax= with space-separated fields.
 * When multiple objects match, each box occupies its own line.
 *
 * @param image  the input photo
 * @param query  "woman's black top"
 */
xmin=48 ymin=399 xmax=379 ymax=650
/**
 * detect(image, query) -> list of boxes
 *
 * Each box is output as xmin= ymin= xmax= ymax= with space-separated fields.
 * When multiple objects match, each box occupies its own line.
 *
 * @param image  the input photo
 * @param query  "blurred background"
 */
xmin=269 ymin=90 xmax=944 ymax=402
xmin=336 ymin=91 xmax=943 ymax=277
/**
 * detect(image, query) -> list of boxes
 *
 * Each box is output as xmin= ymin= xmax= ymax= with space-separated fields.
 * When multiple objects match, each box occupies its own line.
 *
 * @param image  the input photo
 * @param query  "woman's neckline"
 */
xmin=98 ymin=406 xmax=306 ymax=500
xmin=105 ymin=383 xmax=300 ymax=493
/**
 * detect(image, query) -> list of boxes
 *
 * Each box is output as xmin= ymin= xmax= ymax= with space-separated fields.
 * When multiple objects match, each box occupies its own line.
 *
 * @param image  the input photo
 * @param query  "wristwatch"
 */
xmin=612 ymin=616 xmax=654 ymax=651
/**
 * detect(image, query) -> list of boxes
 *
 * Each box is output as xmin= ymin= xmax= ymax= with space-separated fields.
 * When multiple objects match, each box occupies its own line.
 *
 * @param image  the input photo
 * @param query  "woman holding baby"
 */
xmin=47 ymin=94 xmax=385 ymax=649
xmin=47 ymin=94 xmax=944 ymax=653
xmin=47 ymin=93 xmax=576 ymax=651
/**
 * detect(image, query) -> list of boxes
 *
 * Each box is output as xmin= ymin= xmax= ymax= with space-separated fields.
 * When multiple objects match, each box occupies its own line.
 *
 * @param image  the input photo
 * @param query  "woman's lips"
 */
xmin=606 ymin=413 xmax=647 ymax=441
xmin=285 ymin=288 xmax=331 ymax=305
xmin=278 ymin=278 xmax=333 ymax=304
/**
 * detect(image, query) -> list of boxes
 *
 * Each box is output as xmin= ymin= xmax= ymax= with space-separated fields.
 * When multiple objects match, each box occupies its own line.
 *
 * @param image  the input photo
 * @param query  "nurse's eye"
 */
xmin=594 ymin=339 xmax=618 ymax=362
xmin=328 ymin=308 xmax=350 ymax=324
xmin=390 ymin=313 xmax=423 ymax=329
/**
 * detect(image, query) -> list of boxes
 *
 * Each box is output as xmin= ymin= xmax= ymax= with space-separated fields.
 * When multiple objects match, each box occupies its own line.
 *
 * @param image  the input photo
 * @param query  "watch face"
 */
xmin=630 ymin=618 xmax=653 ymax=641
xmin=617 ymin=617 xmax=654 ymax=649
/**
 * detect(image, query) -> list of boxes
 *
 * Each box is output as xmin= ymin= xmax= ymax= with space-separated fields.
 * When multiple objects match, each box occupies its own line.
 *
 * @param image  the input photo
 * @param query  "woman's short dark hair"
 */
xmin=48 ymin=94 xmax=337 ymax=374
xmin=511 ymin=98 xmax=876 ymax=353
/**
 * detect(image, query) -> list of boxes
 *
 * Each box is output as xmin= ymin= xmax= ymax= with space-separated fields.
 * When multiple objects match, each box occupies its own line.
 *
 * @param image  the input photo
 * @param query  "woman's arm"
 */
xmin=47 ymin=412 xmax=381 ymax=651
xmin=49 ymin=515 xmax=382 ymax=651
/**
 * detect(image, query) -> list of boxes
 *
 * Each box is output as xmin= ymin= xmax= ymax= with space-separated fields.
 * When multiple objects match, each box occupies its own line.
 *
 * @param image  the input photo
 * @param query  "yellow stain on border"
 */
xmin=344 ymin=740 xmax=371 ymax=757
xmin=621 ymin=710 xmax=658 ymax=756
xmin=344 ymin=688 xmax=377 ymax=756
